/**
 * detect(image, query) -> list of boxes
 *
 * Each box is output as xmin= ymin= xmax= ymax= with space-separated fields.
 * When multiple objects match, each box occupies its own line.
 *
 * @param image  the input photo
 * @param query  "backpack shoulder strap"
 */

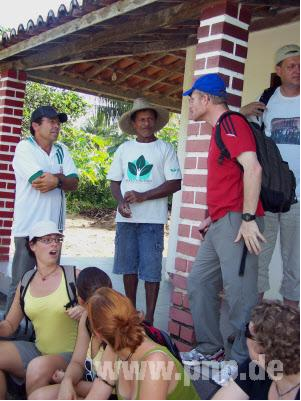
xmin=19 ymin=269 xmax=36 ymax=311
xmin=259 ymin=86 xmax=277 ymax=106
xmin=61 ymin=265 xmax=78 ymax=309
xmin=215 ymin=111 xmax=248 ymax=164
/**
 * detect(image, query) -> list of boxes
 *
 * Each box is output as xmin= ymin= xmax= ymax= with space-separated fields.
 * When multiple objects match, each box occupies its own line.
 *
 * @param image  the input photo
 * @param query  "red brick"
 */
xmin=7 ymin=183 xmax=15 ymax=190
xmin=194 ymin=58 xmax=206 ymax=71
xmin=0 ymin=164 xmax=8 ymax=171
xmin=235 ymin=44 xmax=248 ymax=59
xmin=0 ymin=70 xmax=19 ymax=79
xmin=170 ymin=306 xmax=194 ymax=326
xmin=14 ymin=109 xmax=23 ymax=117
xmin=180 ymin=207 xmax=207 ymax=222
xmin=0 ymin=153 xmax=14 ymax=161
xmin=187 ymin=123 xmax=200 ymax=136
xmin=15 ymin=91 xmax=25 ymax=99
xmin=0 ymin=145 xmax=9 ymax=152
xmin=183 ymin=294 xmax=190 ymax=309
xmin=171 ymin=290 xmax=183 ymax=306
xmin=0 ymin=125 xmax=11 ymax=133
xmin=12 ymin=127 xmax=22 ymax=135
xmin=178 ymin=224 xmax=190 ymax=238
xmin=0 ymin=182 xmax=6 ymax=188
xmin=197 ymin=39 xmax=234 ymax=55
xmin=239 ymin=6 xmax=251 ymax=24
xmin=197 ymin=25 xmax=210 ymax=39
xmin=4 ymin=80 xmax=26 ymax=91
xmin=0 ymin=237 xmax=11 ymax=245
xmin=227 ymin=93 xmax=242 ymax=108
xmin=232 ymin=77 xmax=244 ymax=91
xmin=0 ymin=89 xmax=15 ymax=97
xmin=5 ymin=201 xmax=14 ymax=208
xmin=0 ymin=228 xmax=11 ymax=236
xmin=173 ymin=340 xmax=192 ymax=352
xmin=195 ymin=192 xmax=207 ymax=205
xmin=8 ymin=165 xmax=14 ymax=172
xmin=2 ymin=107 xmax=14 ymax=115
xmin=180 ymin=326 xmax=195 ymax=343
xmin=3 ymin=220 xmax=12 ymax=227
xmin=172 ymin=274 xmax=187 ymax=290
xmin=175 ymin=257 xmax=188 ymax=273
xmin=0 ymin=255 xmax=9 ymax=261
xmin=0 ymin=98 xmax=24 ymax=108
xmin=206 ymin=55 xmax=245 ymax=74
xmin=0 ymin=191 xmax=14 ymax=200
xmin=184 ymin=157 xmax=197 ymax=169
xmin=0 ymin=201 xmax=4 ymax=207
xmin=211 ymin=22 xmax=249 ymax=42
xmin=0 ymin=116 xmax=22 ymax=126
xmin=186 ymin=140 xmax=210 ymax=152
xmin=0 ymin=246 xmax=10 ymax=255
xmin=176 ymin=240 xmax=199 ymax=257
xmin=219 ymin=73 xmax=230 ymax=87
xmin=0 ymin=135 xmax=19 ymax=144
xmin=182 ymin=191 xmax=194 ymax=204
xmin=17 ymin=71 xmax=27 ymax=81
xmin=9 ymin=145 xmax=16 ymax=153
xmin=201 ymin=2 xmax=238 ymax=20
xmin=0 ymin=172 xmax=15 ymax=180
xmin=191 ymin=225 xmax=202 ymax=240
xmin=199 ymin=122 xmax=212 ymax=135
xmin=168 ymin=321 xmax=180 ymax=337
xmin=183 ymin=174 xmax=207 ymax=187
xmin=197 ymin=157 xmax=208 ymax=169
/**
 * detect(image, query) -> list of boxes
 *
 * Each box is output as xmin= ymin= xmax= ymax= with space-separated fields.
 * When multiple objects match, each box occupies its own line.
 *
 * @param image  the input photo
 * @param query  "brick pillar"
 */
xmin=0 ymin=70 xmax=27 ymax=262
xmin=169 ymin=1 xmax=251 ymax=351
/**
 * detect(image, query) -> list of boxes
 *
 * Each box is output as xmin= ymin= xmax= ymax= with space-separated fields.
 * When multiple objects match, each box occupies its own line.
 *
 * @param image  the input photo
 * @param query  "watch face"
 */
xmin=242 ymin=213 xmax=255 ymax=222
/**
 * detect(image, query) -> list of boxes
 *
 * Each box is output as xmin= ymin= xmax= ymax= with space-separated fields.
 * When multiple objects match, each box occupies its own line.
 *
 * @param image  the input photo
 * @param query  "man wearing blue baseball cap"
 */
xmin=180 ymin=73 xmax=265 ymax=366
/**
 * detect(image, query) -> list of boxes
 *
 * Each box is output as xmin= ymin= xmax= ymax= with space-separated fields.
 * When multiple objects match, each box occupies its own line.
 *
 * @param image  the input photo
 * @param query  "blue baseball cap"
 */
xmin=183 ymin=73 xmax=227 ymax=97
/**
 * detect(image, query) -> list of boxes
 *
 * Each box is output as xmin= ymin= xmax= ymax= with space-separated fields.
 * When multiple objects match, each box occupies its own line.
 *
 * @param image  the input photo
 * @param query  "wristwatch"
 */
xmin=57 ymin=177 xmax=63 ymax=189
xmin=242 ymin=213 xmax=256 ymax=222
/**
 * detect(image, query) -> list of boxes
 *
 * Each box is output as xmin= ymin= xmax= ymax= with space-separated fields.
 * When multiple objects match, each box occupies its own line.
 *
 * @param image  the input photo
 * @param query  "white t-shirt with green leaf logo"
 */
xmin=107 ymin=139 xmax=182 ymax=223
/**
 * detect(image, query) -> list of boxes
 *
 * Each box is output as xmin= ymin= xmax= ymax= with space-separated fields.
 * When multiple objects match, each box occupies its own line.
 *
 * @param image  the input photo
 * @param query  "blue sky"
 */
xmin=1 ymin=0 xmax=79 ymax=30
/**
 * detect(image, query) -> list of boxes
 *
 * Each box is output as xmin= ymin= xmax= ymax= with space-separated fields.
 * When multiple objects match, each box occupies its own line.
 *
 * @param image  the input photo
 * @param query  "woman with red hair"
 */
xmin=85 ymin=288 xmax=199 ymax=400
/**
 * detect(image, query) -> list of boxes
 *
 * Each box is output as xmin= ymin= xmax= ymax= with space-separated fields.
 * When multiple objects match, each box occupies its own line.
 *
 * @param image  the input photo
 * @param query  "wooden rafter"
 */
xmin=250 ymin=8 xmax=299 ymax=31
xmin=27 ymin=70 xmax=182 ymax=111
xmin=0 ymin=0 xmax=203 ymax=71
xmin=0 ymin=0 xmax=160 ymax=60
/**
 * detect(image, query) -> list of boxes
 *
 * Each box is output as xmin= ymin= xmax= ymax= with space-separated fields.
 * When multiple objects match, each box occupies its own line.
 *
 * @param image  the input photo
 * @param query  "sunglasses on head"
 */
xmin=245 ymin=323 xmax=257 ymax=341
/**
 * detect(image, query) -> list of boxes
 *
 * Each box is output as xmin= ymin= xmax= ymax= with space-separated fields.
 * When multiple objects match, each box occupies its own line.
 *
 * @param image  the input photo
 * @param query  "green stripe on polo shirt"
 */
xmin=55 ymin=144 xmax=64 ymax=164
xmin=28 ymin=170 xmax=43 ymax=183
xmin=66 ymin=173 xmax=79 ymax=178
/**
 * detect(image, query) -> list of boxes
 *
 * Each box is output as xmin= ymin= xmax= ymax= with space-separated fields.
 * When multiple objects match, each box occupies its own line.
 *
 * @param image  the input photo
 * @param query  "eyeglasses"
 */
xmin=37 ymin=237 xmax=64 ymax=244
xmin=85 ymin=359 xmax=96 ymax=382
xmin=245 ymin=323 xmax=256 ymax=341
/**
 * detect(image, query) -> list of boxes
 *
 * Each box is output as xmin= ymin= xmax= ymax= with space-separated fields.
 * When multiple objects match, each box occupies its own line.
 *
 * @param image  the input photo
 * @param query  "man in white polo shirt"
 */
xmin=6 ymin=106 xmax=79 ymax=312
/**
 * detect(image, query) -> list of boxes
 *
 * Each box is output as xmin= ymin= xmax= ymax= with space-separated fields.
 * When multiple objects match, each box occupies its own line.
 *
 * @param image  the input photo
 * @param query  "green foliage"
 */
xmin=23 ymin=82 xmax=89 ymax=137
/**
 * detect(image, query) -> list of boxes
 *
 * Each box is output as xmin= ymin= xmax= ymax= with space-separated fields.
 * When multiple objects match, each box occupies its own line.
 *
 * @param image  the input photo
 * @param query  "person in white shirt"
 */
xmin=241 ymin=44 xmax=300 ymax=309
xmin=107 ymin=98 xmax=182 ymax=325
xmin=6 ymin=106 xmax=79 ymax=312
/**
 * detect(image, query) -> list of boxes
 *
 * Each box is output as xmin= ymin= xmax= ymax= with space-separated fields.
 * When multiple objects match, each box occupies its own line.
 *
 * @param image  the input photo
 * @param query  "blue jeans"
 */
xmin=113 ymin=223 xmax=164 ymax=282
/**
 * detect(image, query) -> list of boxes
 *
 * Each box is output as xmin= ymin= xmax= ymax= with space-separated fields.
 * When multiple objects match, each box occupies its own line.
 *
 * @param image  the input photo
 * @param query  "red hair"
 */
xmin=88 ymin=288 xmax=144 ymax=353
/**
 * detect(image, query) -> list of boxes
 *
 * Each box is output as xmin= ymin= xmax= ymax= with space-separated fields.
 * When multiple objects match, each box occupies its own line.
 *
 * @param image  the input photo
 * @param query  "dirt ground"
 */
xmin=62 ymin=213 xmax=169 ymax=258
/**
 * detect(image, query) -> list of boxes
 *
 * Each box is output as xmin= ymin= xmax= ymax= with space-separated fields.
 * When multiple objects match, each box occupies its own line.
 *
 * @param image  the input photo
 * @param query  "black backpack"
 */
xmin=142 ymin=321 xmax=183 ymax=365
xmin=215 ymin=110 xmax=296 ymax=214
xmin=19 ymin=265 xmax=78 ymax=335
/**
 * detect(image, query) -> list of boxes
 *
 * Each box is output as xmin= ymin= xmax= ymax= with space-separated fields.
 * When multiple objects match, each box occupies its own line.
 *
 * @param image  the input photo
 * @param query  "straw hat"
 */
xmin=119 ymin=98 xmax=169 ymax=135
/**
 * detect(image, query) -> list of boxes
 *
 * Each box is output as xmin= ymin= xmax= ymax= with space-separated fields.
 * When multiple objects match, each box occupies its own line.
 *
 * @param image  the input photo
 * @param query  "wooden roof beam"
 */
xmin=27 ymin=70 xmax=182 ymax=112
xmin=250 ymin=9 xmax=299 ymax=31
xmin=0 ymin=0 xmax=160 ymax=60
xmin=0 ymin=0 xmax=204 ymax=71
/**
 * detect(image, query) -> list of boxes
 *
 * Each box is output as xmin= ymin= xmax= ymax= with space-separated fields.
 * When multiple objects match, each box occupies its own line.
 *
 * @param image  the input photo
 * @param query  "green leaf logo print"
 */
xmin=127 ymin=155 xmax=153 ymax=181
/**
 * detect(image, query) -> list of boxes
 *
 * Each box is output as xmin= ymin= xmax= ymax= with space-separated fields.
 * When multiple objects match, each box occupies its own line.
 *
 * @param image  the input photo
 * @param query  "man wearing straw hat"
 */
xmin=107 ymin=98 xmax=182 ymax=324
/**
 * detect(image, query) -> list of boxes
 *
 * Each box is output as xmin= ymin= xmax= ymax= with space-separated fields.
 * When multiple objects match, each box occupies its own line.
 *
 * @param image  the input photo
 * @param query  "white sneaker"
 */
xmin=180 ymin=348 xmax=225 ymax=366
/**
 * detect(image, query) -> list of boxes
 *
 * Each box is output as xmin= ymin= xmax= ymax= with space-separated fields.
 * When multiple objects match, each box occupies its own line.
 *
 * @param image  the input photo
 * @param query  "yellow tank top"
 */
xmin=24 ymin=272 xmax=78 ymax=355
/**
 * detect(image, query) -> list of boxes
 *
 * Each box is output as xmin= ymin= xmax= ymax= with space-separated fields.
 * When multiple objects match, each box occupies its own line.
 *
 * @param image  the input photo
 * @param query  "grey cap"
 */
xmin=275 ymin=44 xmax=300 ymax=65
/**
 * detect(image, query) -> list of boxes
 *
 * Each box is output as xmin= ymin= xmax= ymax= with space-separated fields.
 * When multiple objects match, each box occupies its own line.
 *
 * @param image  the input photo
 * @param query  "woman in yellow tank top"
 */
xmin=85 ymin=288 xmax=200 ymax=400
xmin=28 ymin=266 xmax=113 ymax=400
xmin=0 ymin=221 xmax=82 ymax=400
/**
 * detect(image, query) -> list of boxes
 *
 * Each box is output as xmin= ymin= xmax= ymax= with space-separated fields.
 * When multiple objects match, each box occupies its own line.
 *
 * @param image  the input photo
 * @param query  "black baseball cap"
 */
xmin=30 ymin=106 xmax=68 ymax=124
